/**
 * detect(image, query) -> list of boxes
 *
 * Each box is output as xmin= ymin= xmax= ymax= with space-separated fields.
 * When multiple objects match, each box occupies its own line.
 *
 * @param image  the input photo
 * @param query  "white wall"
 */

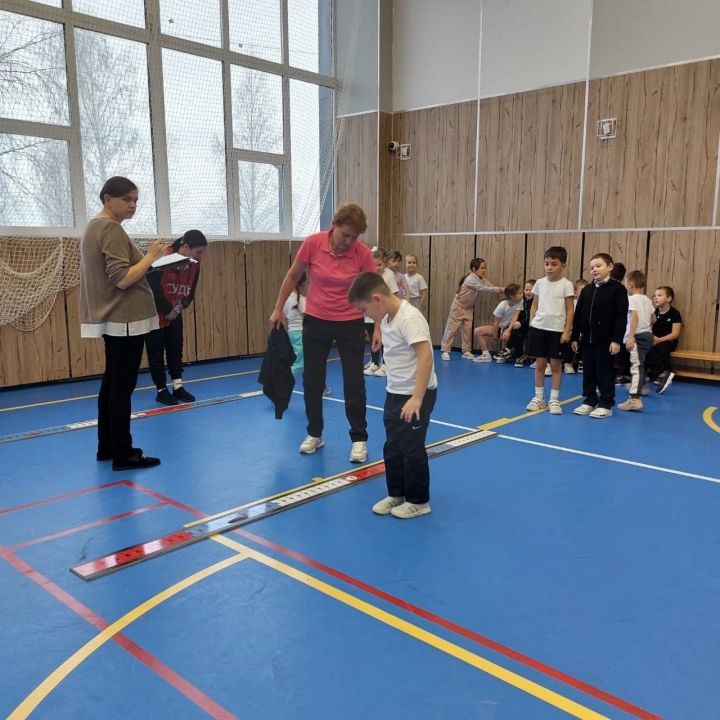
xmin=590 ymin=0 xmax=720 ymax=78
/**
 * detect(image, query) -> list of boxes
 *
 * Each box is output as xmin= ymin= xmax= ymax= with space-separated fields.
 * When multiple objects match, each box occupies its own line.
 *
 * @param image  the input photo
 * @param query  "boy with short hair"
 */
xmin=571 ymin=253 xmax=629 ymax=418
xmin=645 ymin=286 xmax=683 ymax=394
xmin=525 ymin=247 xmax=575 ymax=414
xmin=473 ymin=283 xmax=524 ymax=363
xmin=348 ymin=271 xmax=438 ymax=519
xmin=618 ymin=270 xmax=655 ymax=411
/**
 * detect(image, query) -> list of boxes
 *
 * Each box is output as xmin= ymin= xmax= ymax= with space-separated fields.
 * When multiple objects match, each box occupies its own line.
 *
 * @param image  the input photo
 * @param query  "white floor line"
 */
xmin=498 ymin=434 xmax=720 ymax=486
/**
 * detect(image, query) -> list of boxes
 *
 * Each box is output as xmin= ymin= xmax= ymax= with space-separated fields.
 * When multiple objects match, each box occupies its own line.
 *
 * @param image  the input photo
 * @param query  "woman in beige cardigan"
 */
xmin=79 ymin=176 xmax=166 ymax=470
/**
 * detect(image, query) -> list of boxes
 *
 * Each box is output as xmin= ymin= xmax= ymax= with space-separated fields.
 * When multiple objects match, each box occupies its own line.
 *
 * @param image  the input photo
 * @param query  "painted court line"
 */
xmin=0 ymin=480 xmax=129 ymax=517
xmin=498 ymin=434 xmax=720 ymax=485
xmin=3 ymin=550 xmax=241 ymax=720
xmin=703 ymin=406 xmax=720 ymax=434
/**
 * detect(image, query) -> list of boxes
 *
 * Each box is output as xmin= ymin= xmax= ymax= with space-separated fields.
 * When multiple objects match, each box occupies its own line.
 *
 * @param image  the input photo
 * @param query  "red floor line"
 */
xmin=2 ymin=550 xmax=238 ymax=720
xmin=0 ymin=480 xmax=128 ymax=517
xmin=2 ymin=502 xmax=167 ymax=553
xmin=122 ymin=480 xmax=205 ymax=517
xmin=124 ymin=481 xmax=660 ymax=720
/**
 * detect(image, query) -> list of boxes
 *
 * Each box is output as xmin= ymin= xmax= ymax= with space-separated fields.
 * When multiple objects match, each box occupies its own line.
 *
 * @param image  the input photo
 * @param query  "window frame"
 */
xmin=0 ymin=0 xmax=336 ymax=239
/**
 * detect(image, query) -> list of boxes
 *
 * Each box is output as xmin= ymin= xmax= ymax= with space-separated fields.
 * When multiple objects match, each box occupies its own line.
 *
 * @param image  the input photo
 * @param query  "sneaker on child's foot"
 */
xmin=391 ymin=501 xmax=431 ymax=519
xmin=441 ymin=351 xmax=451 ymax=361
xmin=656 ymin=371 xmax=674 ymax=394
xmin=526 ymin=396 xmax=547 ymax=411
xmin=462 ymin=351 xmax=476 ymax=360
xmin=549 ymin=400 xmax=563 ymax=414
xmin=589 ymin=407 xmax=613 ymax=419
xmin=573 ymin=403 xmax=595 ymax=415
xmin=618 ymin=397 xmax=643 ymax=411
xmin=373 ymin=364 xmax=387 ymax=376
xmin=156 ymin=388 xmax=178 ymax=406
xmin=544 ymin=365 xmax=552 ymax=376
xmin=364 ymin=363 xmax=379 ymax=376
xmin=364 ymin=360 xmax=374 ymax=370
xmin=495 ymin=349 xmax=512 ymax=364
xmin=529 ymin=361 xmax=537 ymax=369
xmin=473 ymin=352 xmax=492 ymax=363
xmin=372 ymin=496 xmax=405 ymax=515
xmin=349 ymin=441 xmax=367 ymax=463
xmin=514 ymin=354 xmax=528 ymax=368
xmin=173 ymin=386 xmax=195 ymax=403
xmin=299 ymin=435 xmax=324 ymax=454
xmin=563 ymin=363 xmax=576 ymax=374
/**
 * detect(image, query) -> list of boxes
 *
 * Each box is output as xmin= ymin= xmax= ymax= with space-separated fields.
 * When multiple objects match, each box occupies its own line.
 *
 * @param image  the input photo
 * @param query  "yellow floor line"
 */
xmin=478 ymin=395 xmax=582 ymax=430
xmin=8 ymin=552 xmax=249 ymax=720
xmin=212 ymin=536 xmax=609 ymax=720
xmin=703 ymin=406 xmax=720 ymax=434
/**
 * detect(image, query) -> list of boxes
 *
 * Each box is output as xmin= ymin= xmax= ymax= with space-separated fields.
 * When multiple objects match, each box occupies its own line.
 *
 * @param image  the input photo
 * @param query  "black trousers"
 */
xmin=645 ymin=342 xmax=674 ymax=378
xmin=507 ymin=327 xmax=528 ymax=357
xmin=383 ymin=389 xmax=437 ymax=504
xmin=146 ymin=316 xmax=184 ymax=390
xmin=581 ymin=342 xmax=617 ymax=409
xmin=303 ymin=315 xmax=368 ymax=441
xmin=98 ymin=334 xmax=145 ymax=462
xmin=365 ymin=321 xmax=381 ymax=364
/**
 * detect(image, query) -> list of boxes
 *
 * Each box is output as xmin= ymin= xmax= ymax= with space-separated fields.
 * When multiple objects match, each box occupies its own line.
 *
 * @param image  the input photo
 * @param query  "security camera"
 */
xmin=388 ymin=141 xmax=400 ymax=152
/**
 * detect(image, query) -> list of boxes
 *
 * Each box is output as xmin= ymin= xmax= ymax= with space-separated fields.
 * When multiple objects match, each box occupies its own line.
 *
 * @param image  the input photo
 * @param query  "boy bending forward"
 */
xmin=349 ymin=271 xmax=438 ymax=519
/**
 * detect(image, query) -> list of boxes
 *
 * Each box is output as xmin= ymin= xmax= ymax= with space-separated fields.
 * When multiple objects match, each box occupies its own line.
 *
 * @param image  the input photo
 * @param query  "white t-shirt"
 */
xmin=531 ymin=277 xmax=575 ymax=332
xmin=493 ymin=300 xmax=521 ymax=329
xmin=365 ymin=268 xmax=398 ymax=323
xmin=283 ymin=293 xmax=306 ymax=331
xmin=624 ymin=293 xmax=655 ymax=341
xmin=380 ymin=300 xmax=438 ymax=395
xmin=405 ymin=272 xmax=428 ymax=299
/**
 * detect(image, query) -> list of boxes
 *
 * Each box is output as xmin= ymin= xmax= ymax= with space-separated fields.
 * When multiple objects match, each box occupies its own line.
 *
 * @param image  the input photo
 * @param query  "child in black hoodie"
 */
xmin=570 ymin=253 xmax=628 ymax=418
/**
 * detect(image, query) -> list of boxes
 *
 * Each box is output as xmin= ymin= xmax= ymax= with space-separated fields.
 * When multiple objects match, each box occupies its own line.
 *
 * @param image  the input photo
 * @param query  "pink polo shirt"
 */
xmin=296 ymin=230 xmax=375 ymax=321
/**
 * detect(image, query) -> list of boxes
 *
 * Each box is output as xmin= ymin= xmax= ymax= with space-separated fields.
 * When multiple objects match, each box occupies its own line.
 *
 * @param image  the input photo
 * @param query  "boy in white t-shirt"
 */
xmin=472 ymin=283 xmax=523 ymax=363
xmin=525 ymin=246 xmax=575 ymax=415
xmin=348 ymin=271 xmax=438 ymax=520
xmin=404 ymin=254 xmax=428 ymax=311
xmin=618 ymin=270 xmax=655 ymax=412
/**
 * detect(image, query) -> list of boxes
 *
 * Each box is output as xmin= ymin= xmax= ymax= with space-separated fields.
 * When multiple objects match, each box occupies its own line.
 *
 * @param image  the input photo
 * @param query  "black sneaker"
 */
xmin=112 ymin=454 xmax=161 ymax=471
xmin=156 ymin=388 xmax=178 ymax=405
xmin=173 ymin=386 xmax=196 ymax=403
xmin=656 ymin=371 xmax=675 ymax=394
xmin=97 ymin=446 xmax=143 ymax=462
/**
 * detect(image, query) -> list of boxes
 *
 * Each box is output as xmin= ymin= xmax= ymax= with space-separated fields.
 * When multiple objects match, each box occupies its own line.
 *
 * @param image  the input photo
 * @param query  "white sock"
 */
xmin=173 ymin=379 xmax=183 ymax=390
xmin=535 ymin=386 xmax=544 ymax=399
xmin=481 ymin=350 xmax=491 ymax=356
xmin=550 ymin=389 xmax=560 ymax=402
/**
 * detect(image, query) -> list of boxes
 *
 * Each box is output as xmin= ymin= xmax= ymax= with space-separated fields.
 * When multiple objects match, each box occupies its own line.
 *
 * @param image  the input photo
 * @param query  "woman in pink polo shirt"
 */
xmin=270 ymin=204 xmax=376 ymax=463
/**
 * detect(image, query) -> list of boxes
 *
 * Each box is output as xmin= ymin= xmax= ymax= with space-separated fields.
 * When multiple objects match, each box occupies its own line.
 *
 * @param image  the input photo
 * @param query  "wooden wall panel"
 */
xmin=378 ymin=111 xmax=393 ymax=247
xmin=477 ymin=83 xmax=585 ymax=232
xmin=64 ymin=285 xmax=105 ymax=378
xmin=391 ymin=101 xmax=477 ymax=235
xmin=246 ymin=240 xmax=293 ymax=355
xmin=194 ymin=241 xmax=248 ymax=361
xmin=583 ymin=59 xmax=720 ymax=228
xmin=0 ymin=294 xmax=70 ymax=386
xmin=646 ymin=231 xmax=720 ymax=352
xmin=582 ymin=232 xmax=648 ymax=280
xmin=336 ymin=112 xmax=378 ymax=245
xmin=428 ymin=235 xmax=475 ymax=345
xmin=526 ymin=234 xmax=583 ymax=282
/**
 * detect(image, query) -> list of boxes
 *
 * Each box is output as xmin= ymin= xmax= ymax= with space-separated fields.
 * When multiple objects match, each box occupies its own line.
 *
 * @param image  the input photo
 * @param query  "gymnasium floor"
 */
xmin=1 ymin=352 xmax=718 ymax=720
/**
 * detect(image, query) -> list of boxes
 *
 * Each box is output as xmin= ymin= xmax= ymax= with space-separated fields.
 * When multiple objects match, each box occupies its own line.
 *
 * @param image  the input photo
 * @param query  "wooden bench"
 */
xmin=671 ymin=350 xmax=720 ymax=381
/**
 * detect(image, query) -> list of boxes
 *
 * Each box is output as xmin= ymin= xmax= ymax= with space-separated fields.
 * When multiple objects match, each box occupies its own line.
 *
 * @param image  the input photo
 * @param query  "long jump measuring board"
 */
xmin=71 ymin=428 xmax=496 ymax=580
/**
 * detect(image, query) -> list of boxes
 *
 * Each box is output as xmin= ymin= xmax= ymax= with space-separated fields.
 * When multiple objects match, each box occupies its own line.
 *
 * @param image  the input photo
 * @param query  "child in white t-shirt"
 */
xmin=349 ymin=271 xmax=438 ymax=520
xmin=472 ymin=283 xmax=523 ymax=363
xmin=364 ymin=248 xmax=399 ymax=377
xmin=404 ymin=254 xmax=428 ymax=311
xmin=525 ymin=246 xmax=575 ymax=414
xmin=618 ymin=270 xmax=655 ymax=411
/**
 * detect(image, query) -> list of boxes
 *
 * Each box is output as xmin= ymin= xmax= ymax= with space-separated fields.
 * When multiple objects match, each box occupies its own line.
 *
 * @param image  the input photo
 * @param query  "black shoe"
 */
xmin=656 ymin=371 xmax=675 ymax=394
xmin=156 ymin=388 xmax=178 ymax=406
xmin=615 ymin=375 xmax=632 ymax=385
xmin=112 ymin=454 xmax=161 ymax=471
xmin=97 ymin=446 xmax=143 ymax=462
xmin=173 ymin=386 xmax=196 ymax=403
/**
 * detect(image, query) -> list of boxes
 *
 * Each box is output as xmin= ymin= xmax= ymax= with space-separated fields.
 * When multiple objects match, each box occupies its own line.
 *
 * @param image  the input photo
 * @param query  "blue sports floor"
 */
xmin=1 ymin=351 xmax=719 ymax=719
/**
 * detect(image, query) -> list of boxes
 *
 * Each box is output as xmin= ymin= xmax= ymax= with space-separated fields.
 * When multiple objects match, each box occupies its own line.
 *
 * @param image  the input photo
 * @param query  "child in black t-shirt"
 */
xmin=645 ymin=285 xmax=682 ymax=394
xmin=513 ymin=279 xmax=535 ymax=367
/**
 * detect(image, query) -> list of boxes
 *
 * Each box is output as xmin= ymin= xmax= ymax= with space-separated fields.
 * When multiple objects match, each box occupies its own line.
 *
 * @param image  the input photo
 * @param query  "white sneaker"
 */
xmin=372 ymin=496 xmax=405 ymax=515
xmin=472 ymin=353 xmax=492 ymax=363
xmin=364 ymin=363 xmax=379 ymax=376
xmin=462 ymin=352 xmax=476 ymax=360
xmin=373 ymin=364 xmax=387 ymax=376
xmin=548 ymin=400 xmax=562 ymax=415
xmin=563 ymin=363 xmax=576 ymax=374
xmin=526 ymin=396 xmax=547 ymax=411
xmin=364 ymin=360 xmax=374 ymax=370
xmin=529 ymin=361 xmax=537 ymax=368
xmin=390 ymin=501 xmax=431 ymax=519
xmin=299 ymin=435 xmax=323 ymax=454
xmin=544 ymin=365 xmax=552 ymax=376
xmin=589 ymin=407 xmax=613 ymax=419
xmin=349 ymin=441 xmax=367 ymax=463
xmin=573 ymin=403 xmax=594 ymax=415
xmin=441 ymin=352 xmax=451 ymax=361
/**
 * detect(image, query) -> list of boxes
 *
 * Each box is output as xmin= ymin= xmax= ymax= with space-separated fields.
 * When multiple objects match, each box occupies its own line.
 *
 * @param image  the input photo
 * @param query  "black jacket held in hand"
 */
xmin=571 ymin=279 xmax=629 ymax=345
xmin=258 ymin=327 xmax=297 ymax=419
